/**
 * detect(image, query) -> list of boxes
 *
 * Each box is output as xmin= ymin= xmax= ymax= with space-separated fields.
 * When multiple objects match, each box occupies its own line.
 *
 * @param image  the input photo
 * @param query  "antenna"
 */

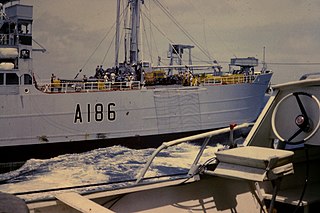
xmin=262 ymin=46 xmax=267 ymax=72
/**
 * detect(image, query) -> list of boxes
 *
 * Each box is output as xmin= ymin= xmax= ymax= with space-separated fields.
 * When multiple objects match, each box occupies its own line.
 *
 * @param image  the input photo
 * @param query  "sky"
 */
xmin=17 ymin=0 xmax=320 ymax=84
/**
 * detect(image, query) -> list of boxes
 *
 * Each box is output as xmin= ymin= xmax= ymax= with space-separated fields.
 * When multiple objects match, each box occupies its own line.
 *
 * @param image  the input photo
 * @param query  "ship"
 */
xmin=2 ymin=75 xmax=320 ymax=213
xmin=0 ymin=0 xmax=272 ymax=170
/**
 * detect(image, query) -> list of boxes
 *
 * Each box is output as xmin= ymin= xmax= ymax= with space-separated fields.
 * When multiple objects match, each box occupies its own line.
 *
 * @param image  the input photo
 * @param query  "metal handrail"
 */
xmin=202 ymin=74 xmax=256 ymax=85
xmin=135 ymin=122 xmax=253 ymax=184
xmin=39 ymin=81 xmax=141 ymax=93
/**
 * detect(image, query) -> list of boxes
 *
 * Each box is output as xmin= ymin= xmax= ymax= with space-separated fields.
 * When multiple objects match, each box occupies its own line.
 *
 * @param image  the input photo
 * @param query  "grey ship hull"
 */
xmin=0 ymin=73 xmax=271 ymax=164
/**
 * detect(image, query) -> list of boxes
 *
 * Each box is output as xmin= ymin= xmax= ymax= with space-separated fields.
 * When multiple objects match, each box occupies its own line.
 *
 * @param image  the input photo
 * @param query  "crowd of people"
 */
xmin=46 ymin=64 xmax=201 ymax=93
xmin=91 ymin=65 xmax=136 ymax=83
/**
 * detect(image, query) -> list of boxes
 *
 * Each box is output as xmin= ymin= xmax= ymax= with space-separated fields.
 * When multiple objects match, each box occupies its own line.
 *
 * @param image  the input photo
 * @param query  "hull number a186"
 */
xmin=74 ymin=103 xmax=116 ymax=123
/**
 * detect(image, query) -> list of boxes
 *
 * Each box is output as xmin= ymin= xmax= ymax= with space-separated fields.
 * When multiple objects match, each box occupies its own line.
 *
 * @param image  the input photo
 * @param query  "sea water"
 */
xmin=0 ymin=143 xmax=224 ymax=202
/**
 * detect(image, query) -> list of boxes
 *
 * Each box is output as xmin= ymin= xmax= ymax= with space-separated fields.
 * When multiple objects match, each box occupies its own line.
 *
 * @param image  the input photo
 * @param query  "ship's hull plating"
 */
xmin=0 ymin=73 xmax=272 ymax=163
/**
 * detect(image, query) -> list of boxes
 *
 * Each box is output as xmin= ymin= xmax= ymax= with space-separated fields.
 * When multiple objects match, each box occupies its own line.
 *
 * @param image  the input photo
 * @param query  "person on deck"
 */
xmin=99 ymin=65 xmax=104 ymax=76
xmin=95 ymin=65 xmax=100 ymax=78
xmin=50 ymin=73 xmax=56 ymax=92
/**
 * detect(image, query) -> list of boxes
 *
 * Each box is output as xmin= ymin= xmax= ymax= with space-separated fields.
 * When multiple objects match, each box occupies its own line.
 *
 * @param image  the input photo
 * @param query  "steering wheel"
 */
xmin=271 ymin=92 xmax=320 ymax=145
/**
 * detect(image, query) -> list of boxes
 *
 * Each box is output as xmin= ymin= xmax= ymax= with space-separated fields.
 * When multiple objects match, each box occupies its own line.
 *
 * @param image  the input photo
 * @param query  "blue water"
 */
xmin=0 ymin=143 xmax=223 ymax=202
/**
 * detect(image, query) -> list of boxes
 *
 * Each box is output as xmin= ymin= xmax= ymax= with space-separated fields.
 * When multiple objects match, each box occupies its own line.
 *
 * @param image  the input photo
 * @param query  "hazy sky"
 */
xmin=18 ymin=0 xmax=320 ymax=84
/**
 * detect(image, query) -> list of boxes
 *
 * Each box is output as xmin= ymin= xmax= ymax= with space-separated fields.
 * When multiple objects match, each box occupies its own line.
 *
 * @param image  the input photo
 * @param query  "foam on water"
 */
xmin=0 ymin=143 xmax=222 ymax=201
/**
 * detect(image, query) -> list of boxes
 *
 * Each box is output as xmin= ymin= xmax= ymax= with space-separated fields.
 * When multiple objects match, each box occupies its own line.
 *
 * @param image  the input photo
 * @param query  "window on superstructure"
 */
xmin=20 ymin=49 xmax=30 ymax=59
xmin=0 ymin=73 xmax=3 ymax=85
xmin=19 ymin=35 xmax=32 ymax=46
xmin=18 ymin=22 xmax=32 ymax=35
xmin=23 ymin=74 xmax=32 ymax=85
xmin=17 ymin=21 xmax=32 ymax=46
xmin=6 ymin=73 xmax=19 ymax=85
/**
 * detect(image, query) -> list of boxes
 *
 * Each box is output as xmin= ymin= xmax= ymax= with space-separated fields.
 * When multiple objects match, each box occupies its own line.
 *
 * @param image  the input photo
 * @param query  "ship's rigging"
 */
xmin=76 ymin=0 xmax=219 ymax=79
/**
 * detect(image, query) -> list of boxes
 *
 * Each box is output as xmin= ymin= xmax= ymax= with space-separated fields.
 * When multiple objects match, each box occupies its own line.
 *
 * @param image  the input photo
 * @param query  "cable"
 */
xmin=78 ymin=3 xmax=130 ymax=73
xmin=140 ymin=11 xmax=175 ymax=45
xmin=101 ymin=28 xmax=117 ymax=65
xmin=140 ymin=10 xmax=153 ymax=63
xmin=153 ymin=0 xmax=216 ymax=64
xmin=78 ymin=22 xmax=116 ymax=72
xmin=268 ymin=62 xmax=320 ymax=66
xmin=185 ymin=0 xmax=237 ymax=59
xmin=176 ymin=156 xmax=217 ymax=186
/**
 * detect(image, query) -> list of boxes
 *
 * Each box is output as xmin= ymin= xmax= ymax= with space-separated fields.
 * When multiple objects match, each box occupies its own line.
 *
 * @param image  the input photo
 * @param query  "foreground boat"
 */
xmin=3 ymin=76 xmax=317 ymax=213
xmin=0 ymin=0 xmax=272 ymax=171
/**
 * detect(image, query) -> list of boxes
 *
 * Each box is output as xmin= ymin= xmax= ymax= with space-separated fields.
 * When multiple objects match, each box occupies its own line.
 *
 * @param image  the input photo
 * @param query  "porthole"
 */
xmin=24 ymin=88 xmax=29 ymax=94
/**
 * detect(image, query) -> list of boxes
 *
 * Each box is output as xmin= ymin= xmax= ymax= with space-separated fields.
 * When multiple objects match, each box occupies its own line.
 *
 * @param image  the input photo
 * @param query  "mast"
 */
xmin=114 ymin=0 xmax=120 ymax=67
xmin=129 ymin=0 xmax=141 ymax=66
xmin=262 ymin=46 xmax=267 ymax=72
xmin=123 ymin=0 xmax=128 ymax=64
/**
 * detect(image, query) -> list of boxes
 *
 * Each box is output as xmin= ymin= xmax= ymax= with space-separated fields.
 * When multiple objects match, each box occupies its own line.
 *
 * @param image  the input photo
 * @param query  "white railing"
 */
xmin=37 ymin=74 xmax=258 ymax=93
xmin=39 ymin=81 xmax=141 ymax=93
xmin=135 ymin=122 xmax=253 ymax=184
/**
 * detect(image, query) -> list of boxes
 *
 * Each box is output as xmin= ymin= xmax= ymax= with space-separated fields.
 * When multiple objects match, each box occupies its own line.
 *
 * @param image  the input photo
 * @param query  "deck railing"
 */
xmin=201 ymin=74 xmax=256 ymax=85
xmin=39 ymin=81 xmax=141 ymax=93
xmin=38 ymin=74 xmax=258 ymax=93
